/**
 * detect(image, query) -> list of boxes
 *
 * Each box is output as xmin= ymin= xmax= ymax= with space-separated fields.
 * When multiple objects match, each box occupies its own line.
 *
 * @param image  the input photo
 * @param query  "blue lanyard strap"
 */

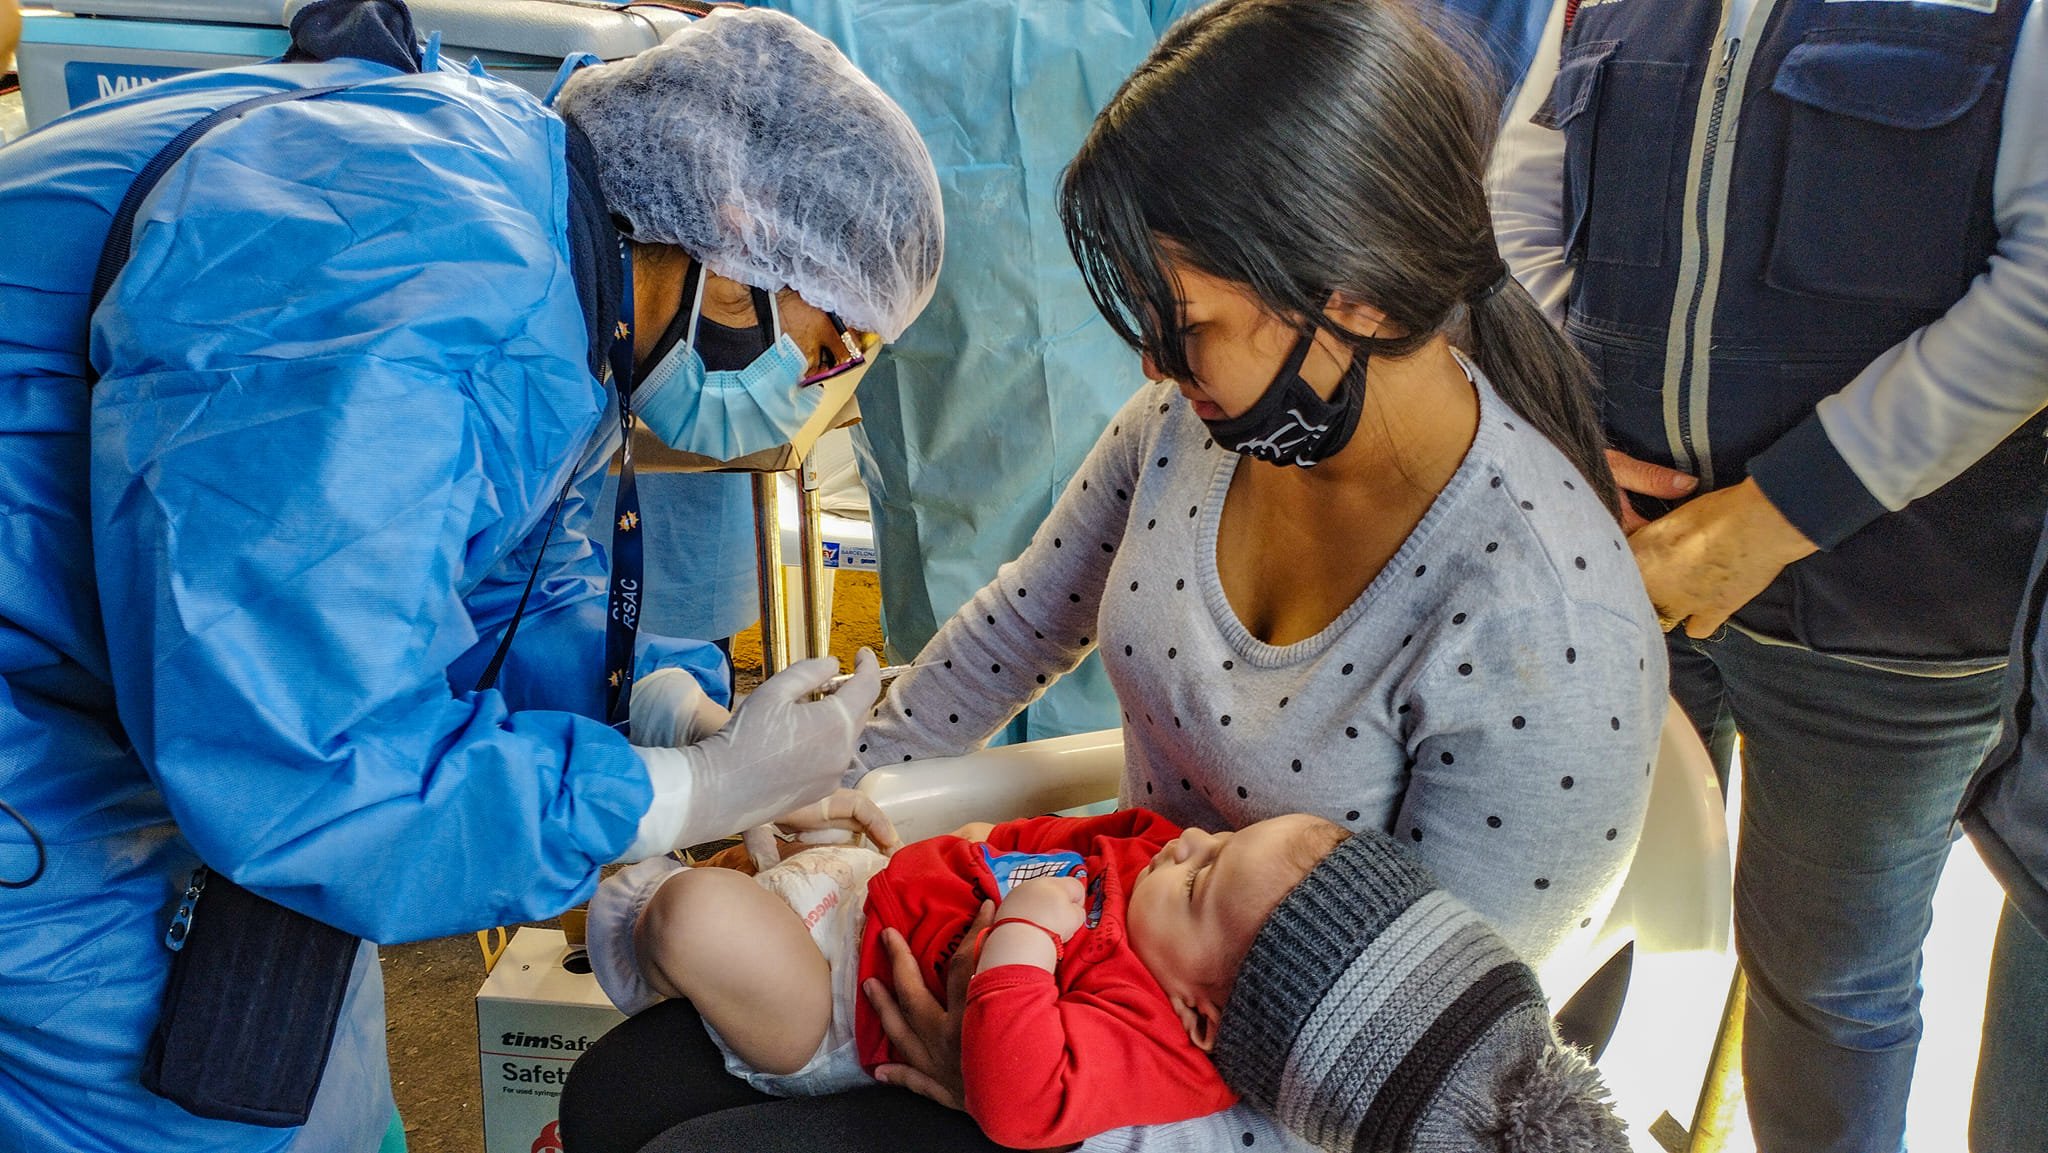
xmin=604 ymin=241 xmax=643 ymax=730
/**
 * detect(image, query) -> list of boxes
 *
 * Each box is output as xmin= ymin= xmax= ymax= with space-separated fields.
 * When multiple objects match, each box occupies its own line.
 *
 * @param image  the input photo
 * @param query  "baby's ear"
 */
xmin=1173 ymin=993 xmax=1224 ymax=1052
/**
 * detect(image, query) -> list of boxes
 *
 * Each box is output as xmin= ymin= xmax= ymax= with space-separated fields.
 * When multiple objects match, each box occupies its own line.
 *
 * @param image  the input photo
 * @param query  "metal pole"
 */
xmin=1686 ymin=968 xmax=1748 ymax=1153
xmin=751 ymin=471 xmax=788 ymax=675
xmin=796 ymin=454 xmax=829 ymax=661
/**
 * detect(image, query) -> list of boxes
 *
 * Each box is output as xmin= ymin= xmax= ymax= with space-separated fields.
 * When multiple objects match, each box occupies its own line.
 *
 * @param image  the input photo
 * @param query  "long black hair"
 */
xmin=1059 ymin=0 xmax=1618 ymax=517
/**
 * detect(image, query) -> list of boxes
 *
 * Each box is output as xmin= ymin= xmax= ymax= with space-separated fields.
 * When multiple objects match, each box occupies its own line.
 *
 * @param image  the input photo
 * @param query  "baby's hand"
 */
xmin=997 ymin=876 xmax=1087 ymax=942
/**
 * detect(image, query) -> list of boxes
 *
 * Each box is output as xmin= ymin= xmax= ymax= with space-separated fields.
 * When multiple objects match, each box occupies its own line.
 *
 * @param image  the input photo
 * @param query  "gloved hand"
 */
xmin=773 ymin=788 xmax=902 ymax=855
xmin=617 ymin=650 xmax=882 ymax=861
xmin=628 ymin=666 xmax=732 ymax=748
xmin=740 ymin=787 xmax=905 ymax=871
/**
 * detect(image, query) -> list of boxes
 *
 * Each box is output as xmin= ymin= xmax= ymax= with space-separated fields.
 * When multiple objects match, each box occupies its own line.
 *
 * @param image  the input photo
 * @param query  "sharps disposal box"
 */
xmin=475 ymin=928 xmax=626 ymax=1153
xmin=16 ymin=0 xmax=695 ymax=131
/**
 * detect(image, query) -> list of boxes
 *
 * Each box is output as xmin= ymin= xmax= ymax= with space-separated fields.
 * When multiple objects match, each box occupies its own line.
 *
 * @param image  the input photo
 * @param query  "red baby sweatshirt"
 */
xmin=855 ymin=808 xmax=1238 ymax=1148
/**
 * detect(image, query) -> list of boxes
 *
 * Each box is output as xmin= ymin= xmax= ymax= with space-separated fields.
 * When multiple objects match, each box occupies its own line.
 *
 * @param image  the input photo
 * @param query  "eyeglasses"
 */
xmin=798 ymin=315 xmax=869 ymax=387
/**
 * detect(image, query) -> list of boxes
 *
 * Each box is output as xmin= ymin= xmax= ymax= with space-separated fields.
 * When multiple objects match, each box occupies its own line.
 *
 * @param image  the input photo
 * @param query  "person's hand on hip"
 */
xmin=1606 ymin=447 xmax=1698 ymax=533
xmin=1623 ymin=472 xmax=1817 ymax=639
xmin=770 ymin=787 xmax=902 ymax=856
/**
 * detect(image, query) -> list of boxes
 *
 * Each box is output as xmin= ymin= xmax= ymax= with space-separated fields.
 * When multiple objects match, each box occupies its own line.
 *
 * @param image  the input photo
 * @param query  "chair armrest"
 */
xmin=854 ymin=729 xmax=1124 ymax=844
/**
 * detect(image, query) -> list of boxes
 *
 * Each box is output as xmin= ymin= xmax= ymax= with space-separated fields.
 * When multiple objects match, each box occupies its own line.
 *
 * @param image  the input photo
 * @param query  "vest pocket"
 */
xmin=1540 ymin=40 xmax=1686 ymax=269
xmin=1765 ymin=35 xmax=1999 ymax=308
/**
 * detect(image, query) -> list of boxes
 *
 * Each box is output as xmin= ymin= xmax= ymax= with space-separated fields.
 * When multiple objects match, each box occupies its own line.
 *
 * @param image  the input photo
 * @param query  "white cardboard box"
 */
xmin=475 ymin=928 xmax=625 ymax=1153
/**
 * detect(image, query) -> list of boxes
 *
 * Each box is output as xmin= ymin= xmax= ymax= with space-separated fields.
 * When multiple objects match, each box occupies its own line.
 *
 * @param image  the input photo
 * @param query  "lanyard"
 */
xmin=603 ymin=241 xmax=644 ymax=730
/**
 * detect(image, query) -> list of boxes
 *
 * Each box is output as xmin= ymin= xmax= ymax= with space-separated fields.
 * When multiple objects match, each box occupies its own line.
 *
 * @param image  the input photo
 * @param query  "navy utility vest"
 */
xmin=1545 ymin=0 xmax=2043 ymax=662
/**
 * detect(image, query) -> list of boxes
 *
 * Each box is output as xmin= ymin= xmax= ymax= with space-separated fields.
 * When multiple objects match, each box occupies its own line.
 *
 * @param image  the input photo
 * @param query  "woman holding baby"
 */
xmin=563 ymin=0 xmax=1664 ymax=1148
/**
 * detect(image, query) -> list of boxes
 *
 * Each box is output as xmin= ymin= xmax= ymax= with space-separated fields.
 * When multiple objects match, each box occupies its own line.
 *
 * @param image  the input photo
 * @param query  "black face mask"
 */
xmin=1201 ymin=329 xmax=1367 ymax=468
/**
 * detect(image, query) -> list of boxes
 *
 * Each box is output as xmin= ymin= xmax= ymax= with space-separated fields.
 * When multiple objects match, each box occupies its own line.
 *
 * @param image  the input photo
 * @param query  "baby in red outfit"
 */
xmin=590 ymin=807 xmax=1348 ymax=1149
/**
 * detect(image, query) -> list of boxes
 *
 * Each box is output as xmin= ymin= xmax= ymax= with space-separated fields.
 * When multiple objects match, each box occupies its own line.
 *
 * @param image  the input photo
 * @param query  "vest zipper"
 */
xmin=1662 ymin=2 xmax=1778 ymax=490
xmin=1672 ymin=38 xmax=1742 ymax=484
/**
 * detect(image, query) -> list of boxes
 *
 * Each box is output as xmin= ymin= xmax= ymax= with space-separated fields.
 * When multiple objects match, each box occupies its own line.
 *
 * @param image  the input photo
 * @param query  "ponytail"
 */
xmin=1465 ymin=275 xmax=1621 ymax=520
xmin=1062 ymin=0 xmax=1622 ymax=523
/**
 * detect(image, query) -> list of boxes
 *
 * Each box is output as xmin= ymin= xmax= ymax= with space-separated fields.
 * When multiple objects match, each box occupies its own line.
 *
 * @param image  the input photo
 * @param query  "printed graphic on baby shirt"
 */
xmin=980 ymin=847 xmax=1087 ymax=899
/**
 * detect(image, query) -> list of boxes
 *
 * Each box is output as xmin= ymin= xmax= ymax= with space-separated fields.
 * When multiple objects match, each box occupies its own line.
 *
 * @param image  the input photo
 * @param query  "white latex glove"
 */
xmin=616 ymin=650 xmax=882 ymax=861
xmin=628 ymin=666 xmax=732 ymax=748
xmin=741 ymin=787 xmax=905 ymax=870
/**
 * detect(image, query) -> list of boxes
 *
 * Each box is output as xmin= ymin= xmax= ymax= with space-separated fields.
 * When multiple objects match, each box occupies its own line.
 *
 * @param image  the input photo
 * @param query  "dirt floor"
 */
xmin=384 ymin=571 xmax=887 ymax=1153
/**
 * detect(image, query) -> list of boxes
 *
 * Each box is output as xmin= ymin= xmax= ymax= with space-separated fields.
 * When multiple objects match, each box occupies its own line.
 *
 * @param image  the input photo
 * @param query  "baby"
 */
xmin=590 ymin=806 xmax=1348 ymax=1149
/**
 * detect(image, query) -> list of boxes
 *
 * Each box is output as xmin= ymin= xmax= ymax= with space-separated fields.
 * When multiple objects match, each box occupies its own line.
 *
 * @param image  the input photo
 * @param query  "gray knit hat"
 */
xmin=1214 ymin=829 xmax=1629 ymax=1153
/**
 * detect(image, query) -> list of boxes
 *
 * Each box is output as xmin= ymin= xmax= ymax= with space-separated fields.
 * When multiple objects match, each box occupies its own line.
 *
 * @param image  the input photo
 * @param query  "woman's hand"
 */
xmin=1627 ymin=477 xmax=1817 ymax=638
xmin=863 ymin=900 xmax=995 ymax=1109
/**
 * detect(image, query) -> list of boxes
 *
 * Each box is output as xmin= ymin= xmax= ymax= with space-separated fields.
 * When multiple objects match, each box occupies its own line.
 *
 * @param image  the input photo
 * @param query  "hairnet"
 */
xmin=557 ymin=8 xmax=944 ymax=341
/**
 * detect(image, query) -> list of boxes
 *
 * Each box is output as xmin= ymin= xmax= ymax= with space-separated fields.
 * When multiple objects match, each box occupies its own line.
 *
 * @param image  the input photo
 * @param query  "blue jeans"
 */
xmin=1972 ymin=902 xmax=2048 ymax=1152
xmin=1668 ymin=628 xmax=2005 ymax=1153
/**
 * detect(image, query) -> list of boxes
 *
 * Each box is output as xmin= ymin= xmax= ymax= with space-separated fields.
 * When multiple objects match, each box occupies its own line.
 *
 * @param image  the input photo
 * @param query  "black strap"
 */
xmin=87 ymin=84 xmax=357 ymax=321
xmin=474 ymin=485 xmax=571 ymax=694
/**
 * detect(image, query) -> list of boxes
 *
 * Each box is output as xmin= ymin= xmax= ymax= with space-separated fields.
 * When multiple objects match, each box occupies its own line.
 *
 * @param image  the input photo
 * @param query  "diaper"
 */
xmin=586 ymin=845 xmax=889 ymax=1097
xmin=701 ymin=845 xmax=889 ymax=1096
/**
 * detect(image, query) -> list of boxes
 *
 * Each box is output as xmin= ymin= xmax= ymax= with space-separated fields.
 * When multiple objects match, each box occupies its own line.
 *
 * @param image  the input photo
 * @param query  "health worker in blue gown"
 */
xmin=0 ymin=2 xmax=941 ymax=1150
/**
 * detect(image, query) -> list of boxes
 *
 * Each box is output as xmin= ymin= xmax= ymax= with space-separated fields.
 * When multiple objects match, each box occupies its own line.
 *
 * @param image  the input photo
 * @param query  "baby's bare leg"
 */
xmin=634 ymin=867 xmax=833 ymax=1075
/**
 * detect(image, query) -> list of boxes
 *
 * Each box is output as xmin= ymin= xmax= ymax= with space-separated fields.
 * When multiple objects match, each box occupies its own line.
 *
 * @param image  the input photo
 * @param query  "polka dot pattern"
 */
xmin=848 ymin=378 xmax=1658 ymax=974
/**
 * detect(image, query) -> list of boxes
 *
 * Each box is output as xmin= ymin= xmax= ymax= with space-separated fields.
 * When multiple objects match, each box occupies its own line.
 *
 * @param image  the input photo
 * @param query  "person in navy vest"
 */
xmin=1492 ymin=0 xmax=2048 ymax=1148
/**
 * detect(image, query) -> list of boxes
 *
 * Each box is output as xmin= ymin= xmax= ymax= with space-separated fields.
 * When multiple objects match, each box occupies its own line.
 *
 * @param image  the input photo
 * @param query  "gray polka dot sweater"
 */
xmin=854 ymin=366 xmax=1664 ymax=1147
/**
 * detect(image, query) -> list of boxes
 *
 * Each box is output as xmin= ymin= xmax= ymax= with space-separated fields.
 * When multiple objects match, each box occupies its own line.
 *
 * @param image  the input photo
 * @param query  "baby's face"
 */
xmin=1126 ymin=814 xmax=1330 ymax=1029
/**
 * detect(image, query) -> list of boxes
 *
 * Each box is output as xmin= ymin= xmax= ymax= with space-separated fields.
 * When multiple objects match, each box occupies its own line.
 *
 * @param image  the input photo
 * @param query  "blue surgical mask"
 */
xmin=633 ymin=268 xmax=823 ymax=460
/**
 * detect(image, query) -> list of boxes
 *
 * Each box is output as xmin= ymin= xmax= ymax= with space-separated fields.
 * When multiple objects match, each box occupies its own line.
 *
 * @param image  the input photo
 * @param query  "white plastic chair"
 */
xmin=854 ymin=702 xmax=1731 ymax=1016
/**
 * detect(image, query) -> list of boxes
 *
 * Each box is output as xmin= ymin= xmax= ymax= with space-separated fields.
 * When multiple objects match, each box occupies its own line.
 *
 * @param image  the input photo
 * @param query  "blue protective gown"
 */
xmin=0 ymin=57 xmax=725 ymax=1152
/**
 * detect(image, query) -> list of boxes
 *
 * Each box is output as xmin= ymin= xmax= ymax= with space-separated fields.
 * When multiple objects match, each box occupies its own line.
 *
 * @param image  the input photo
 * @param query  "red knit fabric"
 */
xmin=854 ymin=809 xmax=1238 ymax=1147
